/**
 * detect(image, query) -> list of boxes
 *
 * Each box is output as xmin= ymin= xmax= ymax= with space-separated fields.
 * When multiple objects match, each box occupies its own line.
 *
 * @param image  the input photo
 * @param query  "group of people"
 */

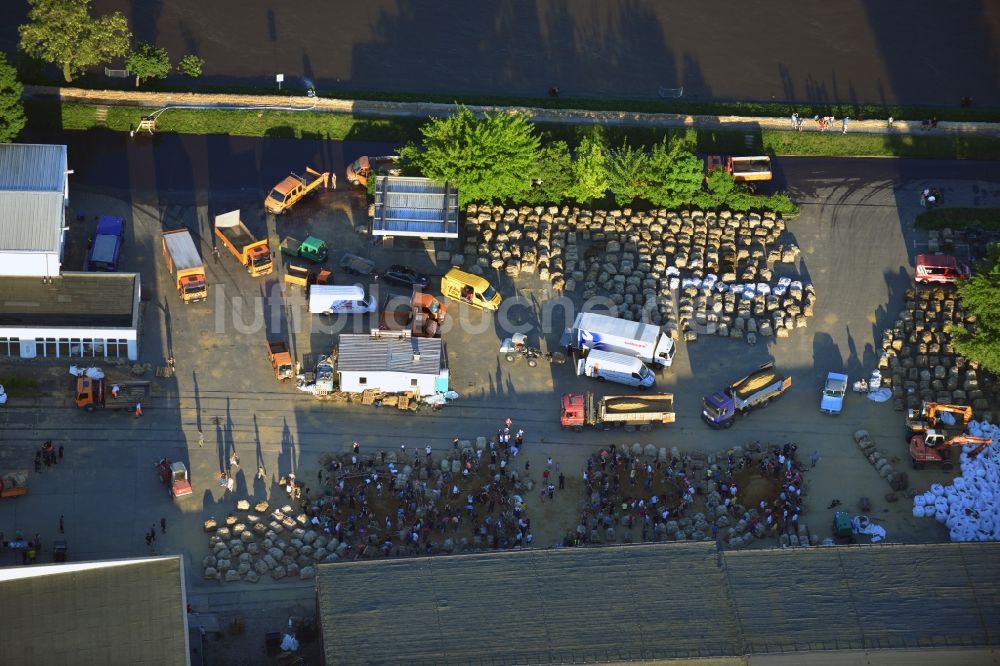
xmin=791 ymin=113 xmax=850 ymax=133
xmin=34 ymin=440 xmax=62 ymax=473
xmin=297 ymin=420 xmax=537 ymax=558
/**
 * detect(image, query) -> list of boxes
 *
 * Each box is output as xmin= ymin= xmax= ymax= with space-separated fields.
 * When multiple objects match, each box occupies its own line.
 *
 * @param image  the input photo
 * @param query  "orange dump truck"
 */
xmin=162 ymin=229 xmax=207 ymax=303
xmin=214 ymin=210 xmax=273 ymax=277
xmin=264 ymin=167 xmax=333 ymax=214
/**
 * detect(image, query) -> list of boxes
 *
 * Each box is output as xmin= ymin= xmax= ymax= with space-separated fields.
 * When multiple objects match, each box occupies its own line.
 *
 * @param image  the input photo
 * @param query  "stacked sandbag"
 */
xmin=853 ymin=429 xmax=909 ymax=491
xmin=912 ymin=419 xmax=1000 ymax=541
xmin=462 ymin=206 xmax=812 ymax=346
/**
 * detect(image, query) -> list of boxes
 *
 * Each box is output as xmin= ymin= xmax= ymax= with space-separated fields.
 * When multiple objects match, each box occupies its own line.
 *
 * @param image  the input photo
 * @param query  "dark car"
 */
xmin=379 ymin=264 xmax=429 ymax=289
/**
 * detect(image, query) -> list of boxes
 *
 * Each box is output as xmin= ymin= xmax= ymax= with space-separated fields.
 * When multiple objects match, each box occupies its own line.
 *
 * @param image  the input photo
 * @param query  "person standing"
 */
xmin=842 ymin=116 xmax=850 ymax=134
xmin=791 ymin=112 xmax=799 ymax=129
xmin=134 ymin=402 xmax=143 ymax=417
xmin=810 ymin=450 xmax=821 ymax=468
xmin=58 ymin=445 xmax=64 ymax=460
xmin=197 ymin=431 xmax=205 ymax=448
xmin=558 ymin=473 xmax=565 ymax=490
xmin=160 ymin=517 xmax=167 ymax=534
xmin=257 ymin=465 xmax=266 ymax=480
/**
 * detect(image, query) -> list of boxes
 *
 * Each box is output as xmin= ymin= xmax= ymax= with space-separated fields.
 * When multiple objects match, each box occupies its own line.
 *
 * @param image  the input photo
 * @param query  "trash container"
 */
xmin=53 ymin=540 xmax=67 ymax=562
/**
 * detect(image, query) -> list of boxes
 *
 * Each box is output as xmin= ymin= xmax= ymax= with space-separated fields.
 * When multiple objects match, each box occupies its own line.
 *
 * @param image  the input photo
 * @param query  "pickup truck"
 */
xmin=267 ymin=340 xmax=295 ymax=381
xmin=215 ymin=210 xmax=273 ymax=277
xmin=915 ymin=254 xmax=970 ymax=285
xmin=265 ymin=167 xmax=333 ymax=215
xmin=75 ymin=378 xmax=150 ymax=412
xmin=702 ymin=362 xmax=791 ymax=428
xmin=280 ymin=235 xmax=328 ymax=264
xmin=87 ymin=215 xmax=126 ymax=271
xmin=561 ymin=392 xmax=675 ymax=432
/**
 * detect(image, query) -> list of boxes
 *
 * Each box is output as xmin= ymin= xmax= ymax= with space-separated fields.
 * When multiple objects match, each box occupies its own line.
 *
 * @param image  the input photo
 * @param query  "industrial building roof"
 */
xmin=337 ymin=333 xmax=443 ymax=375
xmin=372 ymin=176 xmax=459 ymax=238
xmin=0 ymin=556 xmax=188 ymax=665
xmin=0 ymin=272 xmax=138 ymax=327
xmin=0 ymin=143 xmax=68 ymax=254
xmin=316 ymin=541 xmax=1000 ymax=665
xmin=0 ymin=143 xmax=67 ymax=192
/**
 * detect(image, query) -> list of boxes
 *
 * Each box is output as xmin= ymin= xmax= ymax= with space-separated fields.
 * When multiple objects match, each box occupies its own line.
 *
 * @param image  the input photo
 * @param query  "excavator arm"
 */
xmin=943 ymin=435 xmax=993 ymax=458
xmin=927 ymin=403 xmax=973 ymax=426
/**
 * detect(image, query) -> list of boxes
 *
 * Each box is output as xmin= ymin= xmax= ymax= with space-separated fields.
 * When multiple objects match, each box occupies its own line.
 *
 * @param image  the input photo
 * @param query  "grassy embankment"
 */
xmin=24 ymin=100 xmax=1000 ymax=160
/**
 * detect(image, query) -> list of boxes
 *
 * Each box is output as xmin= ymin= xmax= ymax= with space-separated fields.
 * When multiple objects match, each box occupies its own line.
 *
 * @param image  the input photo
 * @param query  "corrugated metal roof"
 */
xmin=372 ymin=176 xmax=459 ymax=238
xmin=316 ymin=541 xmax=1000 ymax=665
xmin=0 ymin=556 xmax=188 ymax=665
xmin=0 ymin=191 xmax=64 ymax=252
xmin=0 ymin=143 xmax=67 ymax=192
xmin=0 ymin=272 xmax=138 ymax=327
xmin=337 ymin=333 xmax=442 ymax=374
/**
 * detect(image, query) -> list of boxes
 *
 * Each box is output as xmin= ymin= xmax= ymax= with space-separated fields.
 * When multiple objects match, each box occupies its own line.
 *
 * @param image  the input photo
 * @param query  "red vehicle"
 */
xmin=156 ymin=459 xmax=193 ymax=499
xmin=915 ymin=254 xmax=970 ymax=285
xmin=561 ymin=392 xmax=675 ymax=432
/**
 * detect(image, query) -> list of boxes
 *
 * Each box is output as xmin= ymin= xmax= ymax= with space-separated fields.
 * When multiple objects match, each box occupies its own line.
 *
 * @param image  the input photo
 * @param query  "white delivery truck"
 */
xmin=577 ymin=350 xmax=655 ymax=388
xmin=563 ymin=312 xmax=674 ymax=367
xmin=309 ymin=285 xmax=377 ymax=315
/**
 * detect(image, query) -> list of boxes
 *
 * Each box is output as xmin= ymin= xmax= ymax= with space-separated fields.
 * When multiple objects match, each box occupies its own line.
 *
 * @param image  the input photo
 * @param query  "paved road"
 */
xmin=2 ymin=1 xmax=999 ymax=107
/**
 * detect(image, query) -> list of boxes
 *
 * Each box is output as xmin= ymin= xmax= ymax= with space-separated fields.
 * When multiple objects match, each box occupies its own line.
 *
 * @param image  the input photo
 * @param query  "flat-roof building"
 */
xmin=337 ymin=332 xmax=448 ymax=396
xmin=372 ymin=176 xmax=459 ymax=239
xmin=0 ymin=143 xmax=69 ymax=278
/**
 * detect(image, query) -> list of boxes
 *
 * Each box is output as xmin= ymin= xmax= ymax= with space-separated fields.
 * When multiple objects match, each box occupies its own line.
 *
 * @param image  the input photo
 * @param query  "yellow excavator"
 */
xmin=905 ymin=402 xmax=972 ymax=439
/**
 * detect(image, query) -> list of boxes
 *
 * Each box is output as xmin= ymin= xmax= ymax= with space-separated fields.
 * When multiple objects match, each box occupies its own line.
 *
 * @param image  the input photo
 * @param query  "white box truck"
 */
xmin=577 ymin=350 xmax=655 ymax=388
xmin=309 ymin=285 xmax=377 ymax=315
xmin=563 ymin=312 xmax=674 ymax=367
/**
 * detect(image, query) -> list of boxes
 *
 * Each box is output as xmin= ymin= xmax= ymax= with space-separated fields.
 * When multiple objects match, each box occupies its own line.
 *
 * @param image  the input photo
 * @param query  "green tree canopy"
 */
xmin=19 ymin=0 xmax=130 ymax=83
xmin=606 ymin=142 xmax=651 ymax=206
xmin=951 ymin=258 xmax=1000 ymax=374
xmin=525 ymin=141 xmax=574 ymax=205
xmin=0 ymin=54 xmax=26 ymax=143
xmin=566 ymin=130 xmax=609 ymax=204
xmin=177 ymin=54 xmax=204 ymax=78
xmin=401 ymin=107 xmax=540 ymax=205
xmin=644 ymin=138 xmax=704 ymax=207
xmin=126 ymin=42 xmax=171 ymax=87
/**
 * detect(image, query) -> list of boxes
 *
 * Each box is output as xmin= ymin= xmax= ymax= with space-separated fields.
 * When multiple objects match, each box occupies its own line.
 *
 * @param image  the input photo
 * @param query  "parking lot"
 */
xmin=4 ymin=131 xmax=1000 ymax=660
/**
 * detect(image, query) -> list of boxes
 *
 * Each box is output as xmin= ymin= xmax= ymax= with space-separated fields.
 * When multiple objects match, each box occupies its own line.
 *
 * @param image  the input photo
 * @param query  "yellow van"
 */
xmin=441 ymin=268 xmax=502 ymax=311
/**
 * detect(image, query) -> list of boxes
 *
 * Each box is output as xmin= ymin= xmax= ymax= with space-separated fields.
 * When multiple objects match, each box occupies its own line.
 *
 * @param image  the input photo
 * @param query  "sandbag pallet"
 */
xmin=853 ymin=429 xmax=908 ymax=491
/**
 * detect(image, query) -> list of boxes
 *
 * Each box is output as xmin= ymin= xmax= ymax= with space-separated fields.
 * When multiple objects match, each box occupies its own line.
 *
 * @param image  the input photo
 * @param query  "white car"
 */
xmin=820 ymin=372 xmax=848 ymax=414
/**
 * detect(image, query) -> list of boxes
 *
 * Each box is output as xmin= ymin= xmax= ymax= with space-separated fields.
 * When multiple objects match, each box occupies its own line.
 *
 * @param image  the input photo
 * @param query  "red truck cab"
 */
xmin=560 ymin=393 xmax=587 ymax=429
xmin=915 ymin=254 xmax=970 ymax=284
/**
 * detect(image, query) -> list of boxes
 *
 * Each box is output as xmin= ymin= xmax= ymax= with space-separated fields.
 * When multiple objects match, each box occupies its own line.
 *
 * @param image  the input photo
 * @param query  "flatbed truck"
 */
xmin=561 ymin=392 xmax=675 ymax=432
xmin=265 ymin=167 xmax=333 ymax=214
xmin=75 ymin=378 xmax=150 ymax=413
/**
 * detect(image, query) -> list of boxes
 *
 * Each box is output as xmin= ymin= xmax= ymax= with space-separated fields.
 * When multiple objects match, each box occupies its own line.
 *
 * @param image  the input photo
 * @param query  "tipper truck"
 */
xmin=215 ymin=210 xmax=273 ymax=277
xmin=561 ymin=392 xmax=675 ymax=432
xmin=702 ymin=362 xmax=791 ymax=428
xmin=264 ymin=167 xmax=332 ymax=215
xmin=161 ymin=229 xmax=207 ymax=303
xmin=75 ymin=378 xmax=150 ymax=413
xmin=563 ymin=312 xmax=675 ymax=368
xmin=706 ymin=155 xmax=772 ymax=182
xmin=267 ymin=340 xmax=295 ymax=381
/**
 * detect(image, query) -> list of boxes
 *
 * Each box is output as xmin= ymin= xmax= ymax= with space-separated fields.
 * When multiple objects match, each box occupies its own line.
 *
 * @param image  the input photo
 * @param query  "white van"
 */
xmin=309 ymin=285 xmax=377 ymax=315
xmin=577 ymin=349 xmax=655 ymax=388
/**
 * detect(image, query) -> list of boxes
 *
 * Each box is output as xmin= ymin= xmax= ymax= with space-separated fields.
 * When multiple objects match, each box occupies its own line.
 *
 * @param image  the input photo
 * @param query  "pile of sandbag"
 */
xmin=912 ymin=419 xmax=1000 ymax=541
xmin=853 ymin=429 xmax=908 ymax=491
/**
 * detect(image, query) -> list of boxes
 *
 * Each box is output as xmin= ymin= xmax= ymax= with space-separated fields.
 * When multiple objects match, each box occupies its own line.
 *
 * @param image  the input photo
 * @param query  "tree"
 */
xmin=177 ymin=54 xmax=204 ymax=78
xmin=951 ymin=259 xmax=1000 ymax=374
xmin=643 ymin=138 xmax=704 ymax=207
xmin=0 ymin=54 xmax=26 ymax=143
xmin=126 ymin=42 xmax=171 ymax=87
xmin=606 ymin=141 xmax=651 ymax=206
xmin=524 ymin=141 xmax=574 ymax=205
xmin=567 ymin=130 xmax=609 ymax=204
xmin=18 ymin=0 xmax=130 ymax=83
xmin=402 ymin=107 xmax=540 ymax=205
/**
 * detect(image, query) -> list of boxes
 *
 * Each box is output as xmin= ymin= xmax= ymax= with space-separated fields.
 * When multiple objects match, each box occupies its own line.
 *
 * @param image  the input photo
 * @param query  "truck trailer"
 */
xmin=563 ymin=312 xmax=674 ymax=367
xmin=702 ymin=362 xmax=791 ymax=428
xmin=161 ymin=229 xmax=207 ymax=303
xmin=561 ymin=392 xmax=675 ymax=432
xmin=215 ymin=210 xmax=273 ymax=277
